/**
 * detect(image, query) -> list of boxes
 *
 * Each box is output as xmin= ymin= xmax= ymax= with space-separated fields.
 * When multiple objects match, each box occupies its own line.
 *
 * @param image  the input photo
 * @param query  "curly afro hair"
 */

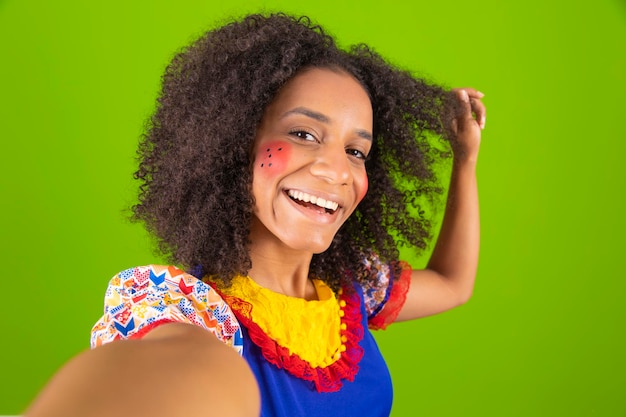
xmin=133 ymin=13 xmax=459 ymax=291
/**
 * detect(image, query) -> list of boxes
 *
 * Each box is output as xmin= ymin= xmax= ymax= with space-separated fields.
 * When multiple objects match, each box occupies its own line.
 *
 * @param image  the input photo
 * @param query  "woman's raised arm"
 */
xmin=396 ymin=88 xmax=486 ymax=321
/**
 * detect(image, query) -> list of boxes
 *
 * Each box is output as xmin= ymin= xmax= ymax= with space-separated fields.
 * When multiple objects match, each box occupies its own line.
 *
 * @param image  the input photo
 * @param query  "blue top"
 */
xmin=241 ymin=284 xmax=393 ymax=417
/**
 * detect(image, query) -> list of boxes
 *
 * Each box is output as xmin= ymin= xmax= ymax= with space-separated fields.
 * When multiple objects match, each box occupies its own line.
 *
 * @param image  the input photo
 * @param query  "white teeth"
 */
xmin=288 ymin=190 xmax=339 ymax=212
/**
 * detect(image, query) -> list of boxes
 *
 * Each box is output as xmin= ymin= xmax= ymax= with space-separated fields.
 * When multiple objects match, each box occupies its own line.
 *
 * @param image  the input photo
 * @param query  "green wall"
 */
xmin=1 ymin=0 xmax=624 ymax=415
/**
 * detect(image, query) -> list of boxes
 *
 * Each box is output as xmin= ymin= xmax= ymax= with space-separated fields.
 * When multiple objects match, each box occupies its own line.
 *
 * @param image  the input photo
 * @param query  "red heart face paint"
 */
xmin=255 ymin=141 xmax=291 ymax=176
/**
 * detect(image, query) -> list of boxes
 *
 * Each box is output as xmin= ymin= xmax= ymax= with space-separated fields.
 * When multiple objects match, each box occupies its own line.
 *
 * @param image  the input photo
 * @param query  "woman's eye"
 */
xmin=346 ymin=148 xmax=368 ymax=160
xmin=290 ymin=130 xmax=316 ymax=142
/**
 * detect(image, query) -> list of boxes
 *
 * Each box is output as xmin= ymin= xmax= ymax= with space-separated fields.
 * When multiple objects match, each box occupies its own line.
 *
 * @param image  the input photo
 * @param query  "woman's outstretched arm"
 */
xmin=396 ymin=88 xmax=486 ymax=320
xmin=25 ymin=322 xmax=260 ymax=417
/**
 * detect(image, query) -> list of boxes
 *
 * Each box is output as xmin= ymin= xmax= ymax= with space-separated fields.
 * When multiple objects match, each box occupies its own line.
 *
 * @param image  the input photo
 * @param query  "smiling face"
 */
xmin=249 ymin=67 xmax=373 ymax=255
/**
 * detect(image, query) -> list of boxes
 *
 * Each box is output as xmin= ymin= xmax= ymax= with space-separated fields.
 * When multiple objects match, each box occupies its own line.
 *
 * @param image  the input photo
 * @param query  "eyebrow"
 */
xmin=282 ymin=106 xmax=373 ymax=141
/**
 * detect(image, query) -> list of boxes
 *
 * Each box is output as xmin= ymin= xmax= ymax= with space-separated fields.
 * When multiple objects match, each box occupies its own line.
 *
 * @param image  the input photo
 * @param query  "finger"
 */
xmin=456 ymin=87 xmax=486 ymax=129
xmin=454 ymin=89 xmax=486 ymax=132
xmin=453 ymin=87 xmax=484 ymax=99
xmin=451 ymin=117 xmax=458 ymax=135
xmin=455 ymin=89 xmax=473 ymax=123
xmin=470 ymin=97 xmax=487 ymax=129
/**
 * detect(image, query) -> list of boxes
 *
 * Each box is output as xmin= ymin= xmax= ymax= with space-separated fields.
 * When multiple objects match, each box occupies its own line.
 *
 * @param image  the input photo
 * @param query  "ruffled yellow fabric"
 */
xmin=223 ymin=275 xmax=343 ymax=368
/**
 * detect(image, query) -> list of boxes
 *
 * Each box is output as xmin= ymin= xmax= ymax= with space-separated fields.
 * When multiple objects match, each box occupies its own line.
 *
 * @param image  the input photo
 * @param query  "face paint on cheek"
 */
xmin=255 ymin=141 xmax=292 ymax=177
xmin=358 ymin=173 xmax=369 ymax=201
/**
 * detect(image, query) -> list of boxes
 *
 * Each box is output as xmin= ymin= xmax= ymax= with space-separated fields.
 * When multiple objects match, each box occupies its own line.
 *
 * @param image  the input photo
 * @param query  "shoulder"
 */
xmin=355 ymin=255 xmax=412 ymax=330
xmin=106 ymin=264 xmax=203 ymax=290
xmin=91 ymin=265 xmax=243 ymax=354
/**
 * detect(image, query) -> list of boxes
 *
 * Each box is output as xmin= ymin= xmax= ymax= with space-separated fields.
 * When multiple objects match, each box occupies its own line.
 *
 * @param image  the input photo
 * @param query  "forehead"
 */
xmin=264 ymin=68 xmax=373 ymax=121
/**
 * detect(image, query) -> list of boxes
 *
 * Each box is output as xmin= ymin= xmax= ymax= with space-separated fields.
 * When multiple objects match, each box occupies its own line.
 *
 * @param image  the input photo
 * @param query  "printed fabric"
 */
xmin=359 ymin=257 xmax=413 ymax=330
xmin=91 ymin=265 xmax=243 ymax=353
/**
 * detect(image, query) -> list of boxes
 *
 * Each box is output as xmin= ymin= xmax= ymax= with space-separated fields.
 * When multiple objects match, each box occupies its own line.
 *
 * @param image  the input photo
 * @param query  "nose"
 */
xmin=309 ymin=144 xmax=353 ymax=185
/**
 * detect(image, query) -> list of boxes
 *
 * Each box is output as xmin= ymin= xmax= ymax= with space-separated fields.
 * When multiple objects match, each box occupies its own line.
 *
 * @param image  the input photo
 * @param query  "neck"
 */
xmin=247 ymin=241 xmax=318 ymax=300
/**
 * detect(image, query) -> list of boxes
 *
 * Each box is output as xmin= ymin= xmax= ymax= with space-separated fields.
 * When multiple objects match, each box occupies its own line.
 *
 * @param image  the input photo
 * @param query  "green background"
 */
xmin=1 ymin=0 xmax=624 ymax=415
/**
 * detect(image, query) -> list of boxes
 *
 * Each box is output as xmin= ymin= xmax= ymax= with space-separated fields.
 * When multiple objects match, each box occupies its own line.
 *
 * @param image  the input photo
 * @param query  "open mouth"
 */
xmin=287 ymin=190 xmax=339 ymax=215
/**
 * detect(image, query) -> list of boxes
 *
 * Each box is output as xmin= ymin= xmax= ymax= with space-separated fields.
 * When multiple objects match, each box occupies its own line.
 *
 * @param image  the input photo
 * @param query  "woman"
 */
xmin=26 ymin=13 xmax=485 ymax=417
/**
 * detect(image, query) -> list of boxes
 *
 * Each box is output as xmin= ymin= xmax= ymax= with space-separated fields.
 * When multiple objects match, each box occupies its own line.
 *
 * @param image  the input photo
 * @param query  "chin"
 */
xmin=283 ymin=234 xmax=335 ymax=255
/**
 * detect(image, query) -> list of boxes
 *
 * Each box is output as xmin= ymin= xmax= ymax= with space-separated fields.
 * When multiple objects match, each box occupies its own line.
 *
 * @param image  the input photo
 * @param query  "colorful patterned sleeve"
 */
xmin=358 ymin=255 xmax=412 ymax=331
xmin=90 ymin=265 xmax=243 ymax=355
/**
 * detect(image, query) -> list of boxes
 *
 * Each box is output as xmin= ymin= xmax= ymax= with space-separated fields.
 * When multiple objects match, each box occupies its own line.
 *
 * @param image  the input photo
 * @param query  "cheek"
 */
xmin=255 ymin=141 xmax=292 ymax=177
xmin=358 ymin=172 xmax=369 ymax=201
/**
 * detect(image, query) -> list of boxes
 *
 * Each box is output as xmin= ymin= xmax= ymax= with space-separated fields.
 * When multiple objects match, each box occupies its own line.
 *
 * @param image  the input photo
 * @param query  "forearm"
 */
xmin=426 ymin=156 xmax=480 ymax=302
xmin=25 ymin=323 xmax=260 ymax=417
xmin=394 ymin=88 xmax=484 ymax=321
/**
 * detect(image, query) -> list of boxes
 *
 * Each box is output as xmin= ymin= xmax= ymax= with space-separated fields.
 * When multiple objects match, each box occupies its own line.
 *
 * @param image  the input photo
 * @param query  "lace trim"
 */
xmin=368 ymin=261 xmax=412 ymax=330
xmin=216 ymin=277 xmax=342 ymax=366
xmin=213 ymin=285 xmax=364 ymax=393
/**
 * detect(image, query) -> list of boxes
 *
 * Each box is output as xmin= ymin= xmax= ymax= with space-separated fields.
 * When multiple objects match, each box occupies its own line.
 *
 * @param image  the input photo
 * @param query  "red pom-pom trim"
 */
xmin=213 ymin=286 xmax=364 ymax=393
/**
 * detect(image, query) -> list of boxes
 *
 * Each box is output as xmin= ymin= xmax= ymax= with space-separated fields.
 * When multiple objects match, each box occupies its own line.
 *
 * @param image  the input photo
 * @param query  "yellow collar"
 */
xmin=222 ymin=275 xmax=343 ymax=368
